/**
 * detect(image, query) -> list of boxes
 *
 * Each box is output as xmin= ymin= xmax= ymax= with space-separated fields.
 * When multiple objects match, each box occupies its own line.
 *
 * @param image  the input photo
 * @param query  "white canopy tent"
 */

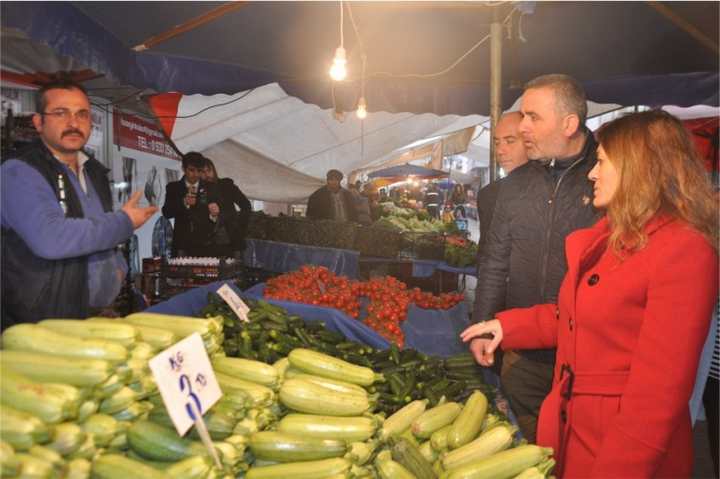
xmin=158 ymin=83 xmax=488 ymax=202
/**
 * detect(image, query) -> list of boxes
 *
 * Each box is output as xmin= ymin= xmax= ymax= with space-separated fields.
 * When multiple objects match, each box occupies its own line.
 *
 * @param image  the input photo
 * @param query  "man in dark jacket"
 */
xmin=471 ymin=74 xmax=600 ymax=441
xmin=200 ymin=157 xmax=252 ymax=258
xmin=306 ymin=169 xmax=357 ymax=222
xmin=476 ymin=112 xmax=528 ymax=252
xmin=1 ymin=79 xmax=156 ymax=327
xmin=162 ymin=152 xmax=215 ymax=257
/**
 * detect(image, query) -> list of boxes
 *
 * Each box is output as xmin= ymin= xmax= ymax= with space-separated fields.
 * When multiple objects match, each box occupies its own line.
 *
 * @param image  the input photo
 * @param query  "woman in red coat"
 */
xmin=462 ymin=110 xmax=718 ymax=478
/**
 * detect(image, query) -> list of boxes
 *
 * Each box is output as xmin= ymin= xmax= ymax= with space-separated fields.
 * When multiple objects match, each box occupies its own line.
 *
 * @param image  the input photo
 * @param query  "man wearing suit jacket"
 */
xmin=162 ymin=152 xmax=215 ymax=257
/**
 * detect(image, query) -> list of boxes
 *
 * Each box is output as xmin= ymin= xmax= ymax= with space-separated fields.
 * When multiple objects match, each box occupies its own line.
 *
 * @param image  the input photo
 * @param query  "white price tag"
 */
xmin=216 ymin=283 xmax=250 ymax=321
xmin=148 ymin=333 xmax=222 ymax=436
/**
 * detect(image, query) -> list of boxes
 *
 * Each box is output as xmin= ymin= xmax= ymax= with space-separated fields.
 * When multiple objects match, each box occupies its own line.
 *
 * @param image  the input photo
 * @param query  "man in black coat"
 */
xmin=200 ymin=157 xmax=252 ymax=258
xmin=470 ymin=74 xmax=600 ymax=442
xmin=476 ymin=112 xmax=528 ymax=253
xmin=306 ymin=169 xmax=357 ymax=222
xmin=161 ymin=152 xmax=215 ymax=257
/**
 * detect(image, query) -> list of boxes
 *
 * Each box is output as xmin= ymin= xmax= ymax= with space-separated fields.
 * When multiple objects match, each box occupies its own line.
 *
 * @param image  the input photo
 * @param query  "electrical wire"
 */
xmin=340 ymin=0 xmax=344 ymax=48
xmin=367 ymin=7 xmax=516 ymax=80
xmin=90 ymin=88 xmax=256 ymax=121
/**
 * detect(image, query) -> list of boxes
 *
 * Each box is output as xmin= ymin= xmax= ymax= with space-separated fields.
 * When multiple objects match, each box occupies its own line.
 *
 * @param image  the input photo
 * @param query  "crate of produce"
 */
xmin=267 ymin=216 xmax=356 ymax=250
xmin=247 ymin=211 xmax=272 ymax=240
xmin=401 ymin=232 xmax=446 ymax=260
xmin=353 ymin=224 xmax=403 ymax=258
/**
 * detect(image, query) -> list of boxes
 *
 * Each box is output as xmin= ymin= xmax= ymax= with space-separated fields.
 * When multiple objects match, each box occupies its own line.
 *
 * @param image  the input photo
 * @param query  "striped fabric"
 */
xmin=710 ymin=303 xmax=720 ymax=380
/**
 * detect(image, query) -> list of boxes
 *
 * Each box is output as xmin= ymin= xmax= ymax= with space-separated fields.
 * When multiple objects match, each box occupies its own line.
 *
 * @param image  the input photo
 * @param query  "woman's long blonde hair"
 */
xmin=596 ymin=110 xmax=718 ymax=253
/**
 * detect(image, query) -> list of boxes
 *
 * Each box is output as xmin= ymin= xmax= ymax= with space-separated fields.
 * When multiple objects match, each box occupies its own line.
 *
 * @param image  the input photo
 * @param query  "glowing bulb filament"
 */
xmin=329 ymin=47 xmax=347 ymax=81
xmin=356 ymin=97 xmax=367 ymax=119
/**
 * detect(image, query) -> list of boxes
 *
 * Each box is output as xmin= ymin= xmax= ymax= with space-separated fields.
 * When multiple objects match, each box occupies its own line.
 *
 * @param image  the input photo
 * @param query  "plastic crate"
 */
xmin=400 ymin=232 xmax=446 ymax=260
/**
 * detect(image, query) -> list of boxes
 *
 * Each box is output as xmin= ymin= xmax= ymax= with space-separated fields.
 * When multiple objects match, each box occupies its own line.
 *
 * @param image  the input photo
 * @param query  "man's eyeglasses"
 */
xmin=41 ymin=109 xmax=91 ymax=123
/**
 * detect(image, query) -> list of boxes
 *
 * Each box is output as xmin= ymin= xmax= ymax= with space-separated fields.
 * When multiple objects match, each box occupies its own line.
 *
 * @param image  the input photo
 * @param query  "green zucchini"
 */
xmin=0 ymin=350 xmax=112 ymax=387
xmin=127 ymin=420 xmax=207 ymax=462
xmin=213 ymin=356 xmax=278 ymax=387
xmin=0 ymin=371 xmax=71 ymax=424
xmin=46 ymin=423 xmax=86 ymax=456
xmin=379 ymin=399 xmax=428 ymax=440
xmin=38 ymin=319 xmax=138 ymax=346
xmin=216 ymin=373 xmax=275 ymax=407
xmin=412 ymin=402 xmax=462 ymax=439
xmin=441 ymin=423 xmax=518 ymax=472
xmin=284 ymin=371 xmax=368 ymax=397
xmin=446 ymin=391 xmax=488 ymax=450
xmin=389 ymin=436 xmax=436 ymax=479
xmin=279 ymin=379 xmax=370 ymax=416
xmin=0 ymin=405 xmax=52 ymax=451
xmin=246 ymin=457 xmax=352 ymax=479
xmin=92 ymin=454 xmax=171 ymax=479
xmin=249 ymin=431 xmax=347 ymax=462
xmin=0 ymin=441 xmax=20 ymax=478
xmin=277 ymin=414 xmax=377 ymax=443
xmin=2 ymin=323 xmax=127 ymax=363
xmin=444 ymin=444 xmax=553 ymax=479
xmin=288 ymin=348 xmax=381 ymax=386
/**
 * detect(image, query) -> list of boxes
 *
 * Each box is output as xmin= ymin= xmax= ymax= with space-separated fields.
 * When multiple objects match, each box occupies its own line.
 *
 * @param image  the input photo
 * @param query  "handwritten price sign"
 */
xmin=216 ymin=283 xmax=250 ymax=322
xmin=148 ymin=333 xmax=222 ymax=436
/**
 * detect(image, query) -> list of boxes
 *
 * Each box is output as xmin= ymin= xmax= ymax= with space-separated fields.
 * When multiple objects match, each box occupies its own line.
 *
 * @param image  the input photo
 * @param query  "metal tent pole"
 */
xmin=489 ymin=7 xmax=503 ymax=183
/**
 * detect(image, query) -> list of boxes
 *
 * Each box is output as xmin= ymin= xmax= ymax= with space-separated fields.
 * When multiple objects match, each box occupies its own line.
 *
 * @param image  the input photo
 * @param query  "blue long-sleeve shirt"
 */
xmin=1 ymin=158 xmax=133 ymax=308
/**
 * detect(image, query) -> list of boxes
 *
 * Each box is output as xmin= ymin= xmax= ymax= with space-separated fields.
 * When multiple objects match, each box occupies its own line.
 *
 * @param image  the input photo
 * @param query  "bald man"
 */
xmin=476 ymin=112 xmax=529 ymax=249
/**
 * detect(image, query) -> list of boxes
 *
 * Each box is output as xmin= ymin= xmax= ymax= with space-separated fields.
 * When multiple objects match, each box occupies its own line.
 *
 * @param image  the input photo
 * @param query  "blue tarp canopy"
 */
xmin=1 ymin=1 xmax=718 ymax=115
xmin=368 ymin=164 xmax=448 ymax=179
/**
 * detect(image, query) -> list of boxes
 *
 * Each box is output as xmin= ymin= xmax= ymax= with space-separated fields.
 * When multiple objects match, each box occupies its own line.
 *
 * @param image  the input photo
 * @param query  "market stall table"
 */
xmin=359 ymin=256 xmax=476 ymax=293
xmin=148 ymin=280 xmax=469 ymax=357
xmin=146 ymin=280 xmax=521 ymax=433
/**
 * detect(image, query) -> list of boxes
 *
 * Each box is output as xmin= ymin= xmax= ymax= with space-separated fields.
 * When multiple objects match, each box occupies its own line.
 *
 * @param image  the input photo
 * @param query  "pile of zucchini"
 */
xmin=0 ymin=296 xmax=554 ymax=478
xmin=0 ymin=315 xmax=248 ymax=478
xmin=243 ymin=347 xmax=554 ymax=479
xmin=207 ymin=295 xmax=497 ymax=416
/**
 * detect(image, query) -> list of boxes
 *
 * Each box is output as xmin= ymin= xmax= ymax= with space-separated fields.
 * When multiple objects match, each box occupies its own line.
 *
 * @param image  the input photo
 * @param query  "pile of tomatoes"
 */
xmin=264 ymin=266 xmax=464 ymax=346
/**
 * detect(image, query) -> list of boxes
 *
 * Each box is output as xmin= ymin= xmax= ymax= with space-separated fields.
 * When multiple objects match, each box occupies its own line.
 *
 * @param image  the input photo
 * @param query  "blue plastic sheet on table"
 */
xmin=243 ymin=239 xmax=359 ymax=278
xmin=245 ymin=283 xmax=471 ymax=357
xmin=411 ymin=259 xmax=477 ymax=278
xmin=147 ymin=280 xmax=243 ymax=317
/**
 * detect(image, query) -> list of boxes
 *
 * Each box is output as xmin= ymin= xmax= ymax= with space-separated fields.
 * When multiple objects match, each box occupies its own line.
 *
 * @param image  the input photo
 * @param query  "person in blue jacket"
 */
xmin=1 ymin=78 xmax=157 ymax=328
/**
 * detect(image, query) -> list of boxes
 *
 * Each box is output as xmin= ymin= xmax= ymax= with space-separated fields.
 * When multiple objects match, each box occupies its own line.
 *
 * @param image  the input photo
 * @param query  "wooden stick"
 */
xmin=132 ymin=2 xmax=248 ymax=52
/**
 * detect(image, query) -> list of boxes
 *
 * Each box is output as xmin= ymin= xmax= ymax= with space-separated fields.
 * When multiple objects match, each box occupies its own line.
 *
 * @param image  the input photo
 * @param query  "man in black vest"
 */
xmin=1 ymin=78 xmax=157 ymax=328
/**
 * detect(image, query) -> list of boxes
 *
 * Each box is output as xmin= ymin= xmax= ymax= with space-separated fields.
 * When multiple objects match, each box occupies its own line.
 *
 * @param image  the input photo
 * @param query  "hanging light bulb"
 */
xmin=329 ymin=46 xmax=347 ymax=81
xmin=356 ymin=96 xmax=367 ymax=119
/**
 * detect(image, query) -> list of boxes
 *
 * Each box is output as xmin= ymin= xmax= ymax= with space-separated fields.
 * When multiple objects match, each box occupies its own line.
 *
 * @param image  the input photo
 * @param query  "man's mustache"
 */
xmin=62 ymin=129 xmax=85 ymax=138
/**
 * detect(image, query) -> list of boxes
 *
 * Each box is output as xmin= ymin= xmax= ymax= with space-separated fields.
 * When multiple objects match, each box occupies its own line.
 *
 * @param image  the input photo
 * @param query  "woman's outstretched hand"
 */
xmin=461 ymin=319 xmax=503 ymax=367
